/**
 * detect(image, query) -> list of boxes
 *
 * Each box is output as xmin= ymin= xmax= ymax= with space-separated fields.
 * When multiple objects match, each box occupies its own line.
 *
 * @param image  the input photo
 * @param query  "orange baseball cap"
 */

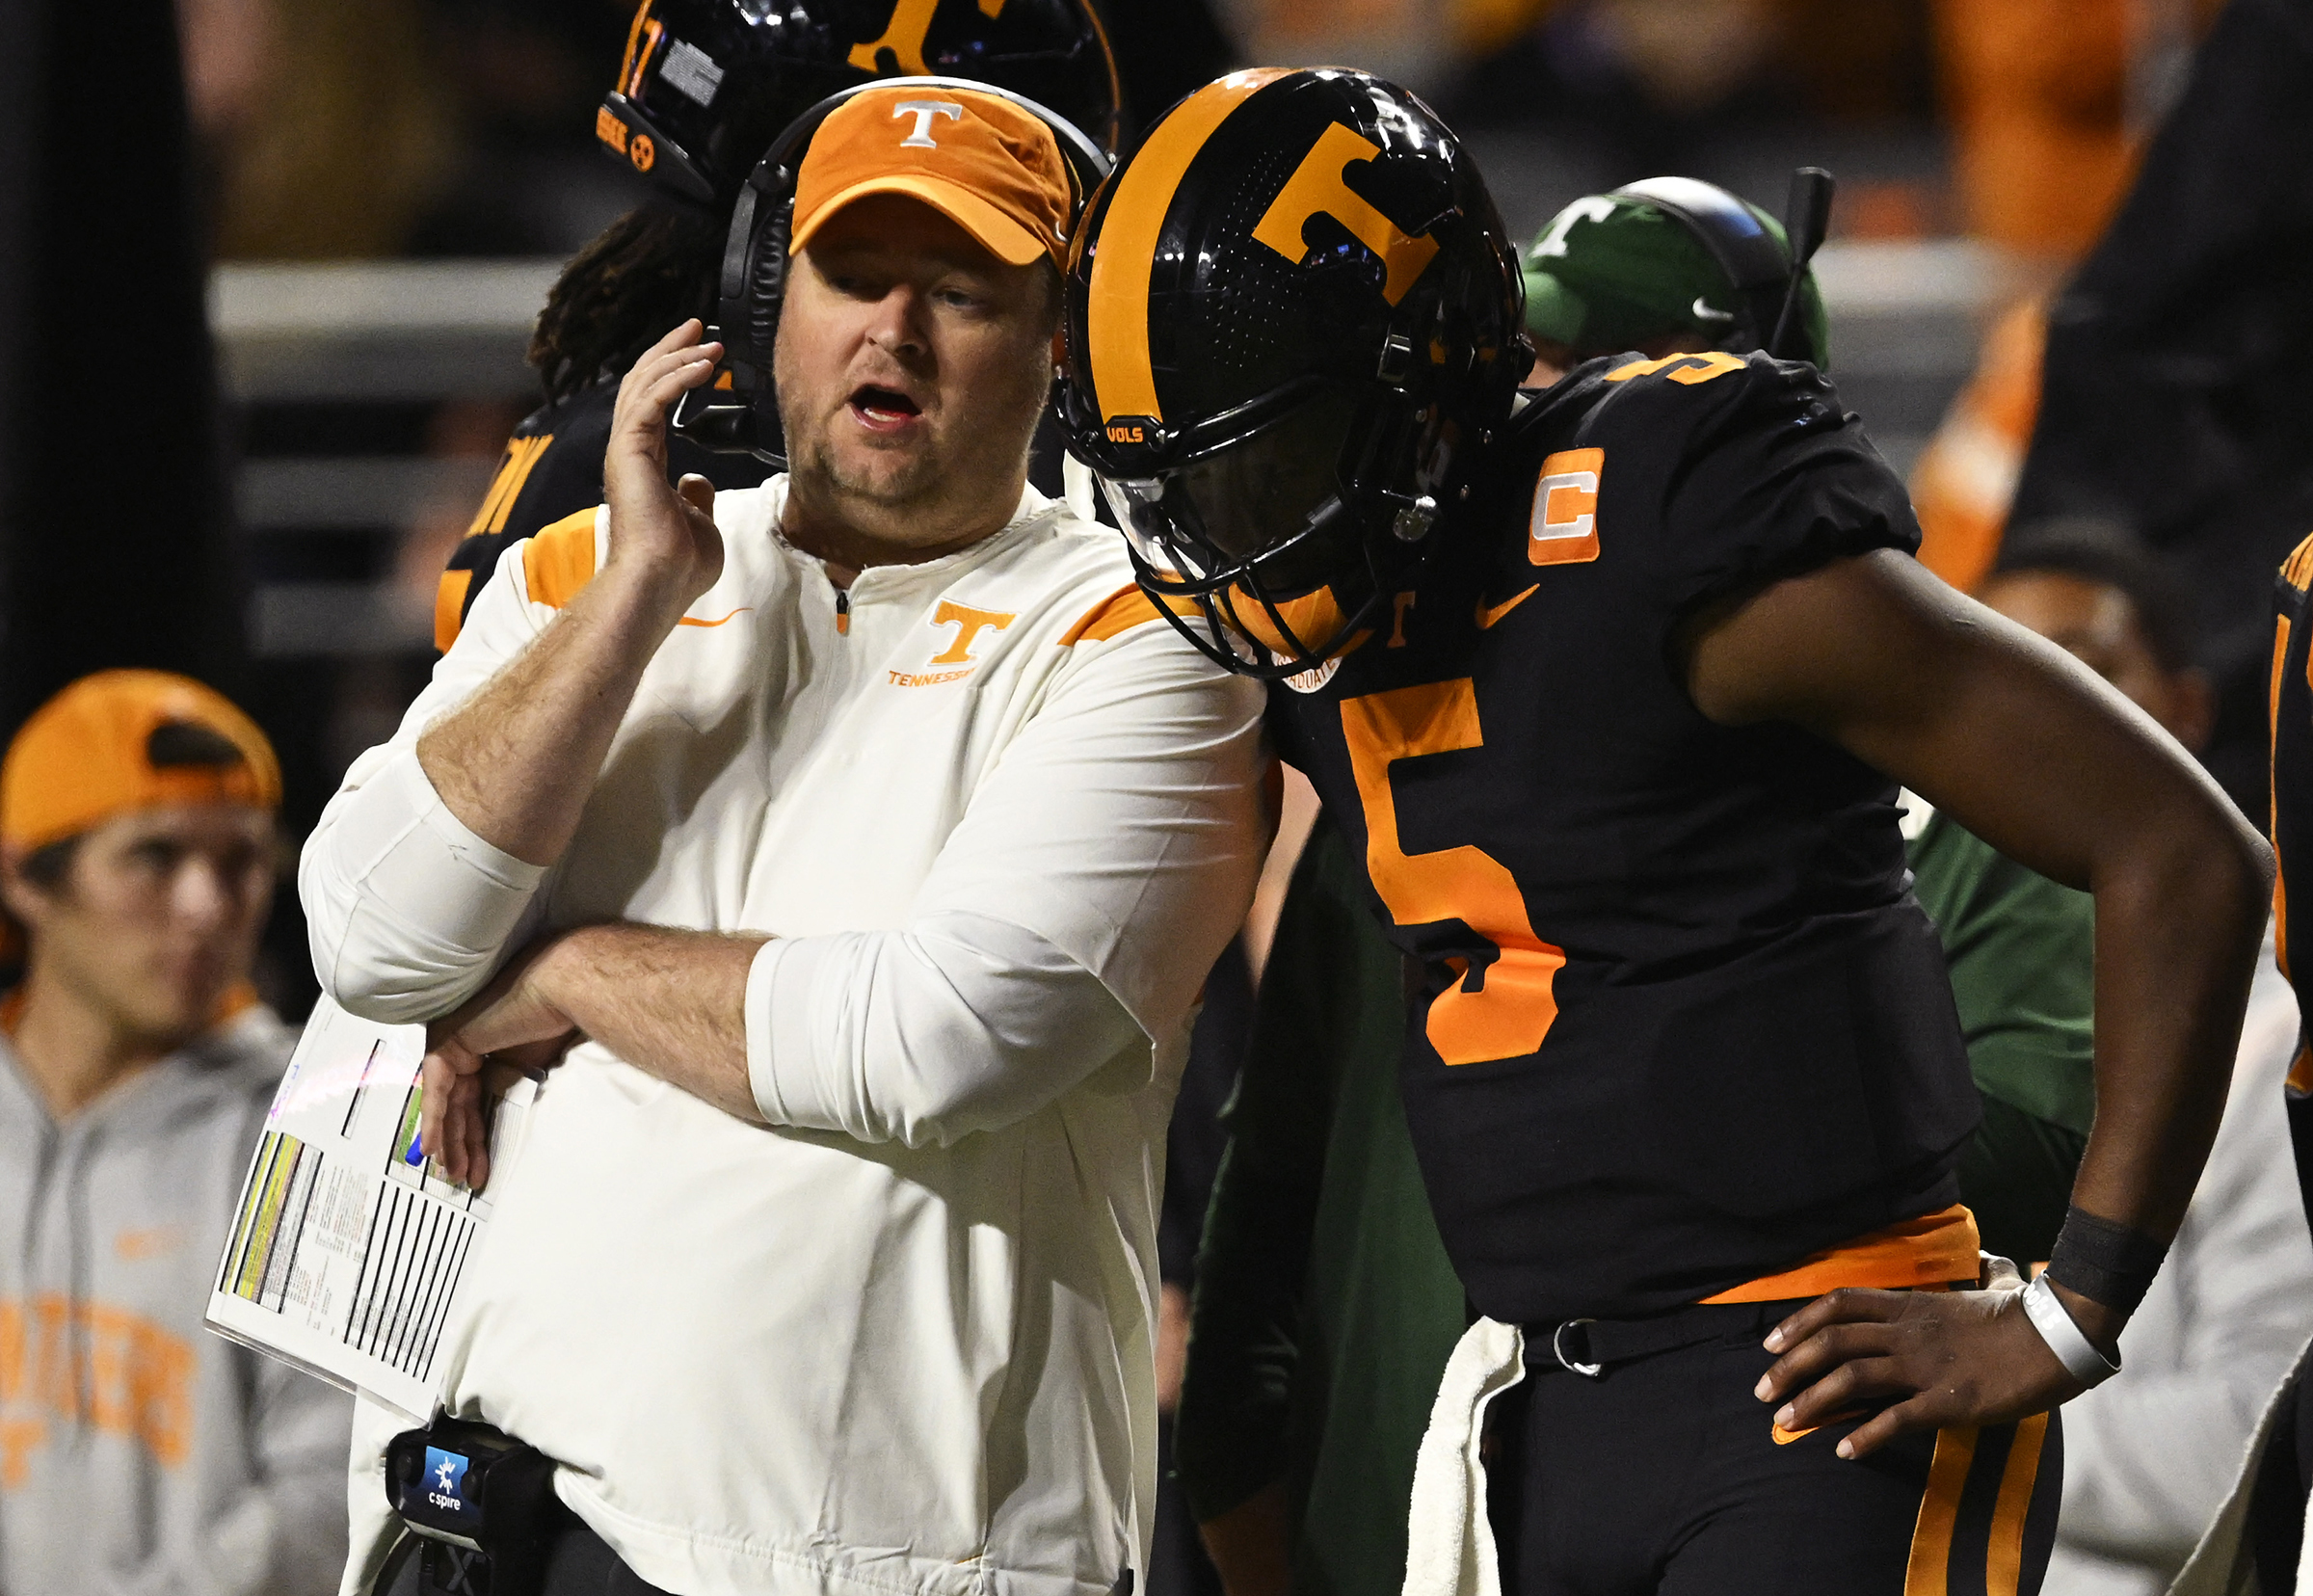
xmin=2 ymin=671 xmax=281 ymax=853
xmin=789 ymin=84 xmax=1073 ymax=269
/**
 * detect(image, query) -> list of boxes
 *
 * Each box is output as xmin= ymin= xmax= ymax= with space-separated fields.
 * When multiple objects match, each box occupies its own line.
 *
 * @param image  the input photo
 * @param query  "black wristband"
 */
xmin=2043 ymin=1206 xmax=2168 ymax=1316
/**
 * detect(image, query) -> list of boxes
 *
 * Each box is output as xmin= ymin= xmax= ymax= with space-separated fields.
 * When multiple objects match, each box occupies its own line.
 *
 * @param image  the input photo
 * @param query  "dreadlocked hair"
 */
xmin=529 ymin=202 xmax=728 ymax=406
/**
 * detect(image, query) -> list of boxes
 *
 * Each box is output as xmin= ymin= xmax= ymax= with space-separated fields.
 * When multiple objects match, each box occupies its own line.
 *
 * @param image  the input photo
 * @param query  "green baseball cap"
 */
xmin=1522 ymin=186 xmax=1831 ymax=369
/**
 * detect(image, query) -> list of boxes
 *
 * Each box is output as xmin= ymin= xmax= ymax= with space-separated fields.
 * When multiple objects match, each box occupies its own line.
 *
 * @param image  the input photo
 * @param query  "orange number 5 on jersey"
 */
xmin=1603 ymin=350 xmax=1745 ymax=386
xmin=1341 ymin=678 xmax=1566 ymax=1065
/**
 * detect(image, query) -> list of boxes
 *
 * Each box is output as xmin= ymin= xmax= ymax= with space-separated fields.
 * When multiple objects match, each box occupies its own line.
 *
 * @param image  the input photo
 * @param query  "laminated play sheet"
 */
xmin=205 ymin=996 xmax=534 ymax=1419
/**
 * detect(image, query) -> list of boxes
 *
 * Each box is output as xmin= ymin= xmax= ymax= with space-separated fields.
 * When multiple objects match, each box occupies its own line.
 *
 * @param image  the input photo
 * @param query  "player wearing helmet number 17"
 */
xmin=1058 ymin=67 xmax=2269 ymax=1594
xmin=435 ymin=0 xmax=1120 ymax=653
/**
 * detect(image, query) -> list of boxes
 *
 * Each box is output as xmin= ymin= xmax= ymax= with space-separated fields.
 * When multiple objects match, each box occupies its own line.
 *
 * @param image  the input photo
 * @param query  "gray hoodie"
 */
xmin=0 ymin=1005 xmax=353 ymax=1596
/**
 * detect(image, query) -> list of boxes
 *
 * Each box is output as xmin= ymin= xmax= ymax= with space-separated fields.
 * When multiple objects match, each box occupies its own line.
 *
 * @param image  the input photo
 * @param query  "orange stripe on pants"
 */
xmin=1985 ymin=1412 xmax=2051 ymax=1596
xmin=1904 ymin=1424 xmax=1979 ymax=1596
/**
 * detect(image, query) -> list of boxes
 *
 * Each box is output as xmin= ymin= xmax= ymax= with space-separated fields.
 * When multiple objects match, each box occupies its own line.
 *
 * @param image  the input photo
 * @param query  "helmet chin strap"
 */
xmin=1382 ymin=491 xmax=1441 ymax=543
xmin=1347 ymin=380 xmax=1455 ymax=550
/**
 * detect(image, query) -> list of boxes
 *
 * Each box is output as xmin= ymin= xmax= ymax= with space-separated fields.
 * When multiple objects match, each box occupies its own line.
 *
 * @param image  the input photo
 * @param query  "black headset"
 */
xmin=673 ymin=75 xmax=1112 ymax=466
xmin=1608 ymin=170 xmax=1832 ymax=362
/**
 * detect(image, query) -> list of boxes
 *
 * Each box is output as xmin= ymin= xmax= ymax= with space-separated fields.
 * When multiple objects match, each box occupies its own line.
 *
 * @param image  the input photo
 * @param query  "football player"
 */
xmin=434 ymin=0 xmax=1120 ymax=652
xmin=2244 ymin=523 xmax=2313 ymax=1586
xmin=1060 ymin=68 xmax=2269 ymax=1594
xmin=1178 ymin=173 xmax=1839 ymax=1596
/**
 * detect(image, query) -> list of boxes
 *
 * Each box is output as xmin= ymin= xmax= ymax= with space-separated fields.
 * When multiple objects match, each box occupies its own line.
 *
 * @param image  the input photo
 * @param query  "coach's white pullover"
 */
xmin=300 ymin=481 xmax=1266 ymax=1596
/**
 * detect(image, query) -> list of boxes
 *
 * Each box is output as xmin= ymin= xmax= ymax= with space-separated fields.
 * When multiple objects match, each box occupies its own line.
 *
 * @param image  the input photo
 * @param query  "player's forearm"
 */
xmin=2057 ymin=815 xmax=2267 ymax=1341
xmin=531 ymin=923 xmax=764 ymax=1118
xmin=418 ymin=563 xmax=689 ymax=866
xmin=1897 ymin=609 xmax=2269 ymax=1337
xmin=1951 ymin=674 xmax=2268 ymax=1335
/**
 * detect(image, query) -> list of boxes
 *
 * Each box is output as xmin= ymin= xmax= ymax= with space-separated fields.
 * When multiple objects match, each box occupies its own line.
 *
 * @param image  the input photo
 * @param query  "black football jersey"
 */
xmin=437 ymin=379 xmax=774 ymax=650
xmin=1265 ymin=350 xmax=1981 ymax=1326
xmin=2267 ymin=535 xmax=2313 ymax=1217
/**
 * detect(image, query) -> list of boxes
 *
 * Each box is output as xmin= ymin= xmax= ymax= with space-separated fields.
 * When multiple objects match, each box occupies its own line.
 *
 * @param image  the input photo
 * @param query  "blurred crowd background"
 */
xmin=5 ymin=4 xmax=2311 ymax=1595
xmin=0 ymin=0 xmax=2244 ymax=1022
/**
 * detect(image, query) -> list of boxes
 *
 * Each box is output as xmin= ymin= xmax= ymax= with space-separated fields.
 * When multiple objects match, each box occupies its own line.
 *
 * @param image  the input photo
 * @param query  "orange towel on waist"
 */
xmin=1699 ymin=1204 xmax=1982 ymax=1305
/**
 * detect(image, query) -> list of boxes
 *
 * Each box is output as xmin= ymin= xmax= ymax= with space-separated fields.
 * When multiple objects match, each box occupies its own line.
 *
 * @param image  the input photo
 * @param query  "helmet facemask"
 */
xmin=1099 ymin=379 xmax=1444 ymax=680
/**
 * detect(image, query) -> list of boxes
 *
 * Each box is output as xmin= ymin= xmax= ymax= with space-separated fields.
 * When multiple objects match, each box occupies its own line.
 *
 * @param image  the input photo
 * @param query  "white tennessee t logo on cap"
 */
xmin=894 ymin=100 xmax=964 ymax=148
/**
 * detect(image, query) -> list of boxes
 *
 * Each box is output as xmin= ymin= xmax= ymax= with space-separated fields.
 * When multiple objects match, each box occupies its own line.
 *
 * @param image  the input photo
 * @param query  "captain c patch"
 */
xmin=1529 ymin=448 xmax=1603 ymax=567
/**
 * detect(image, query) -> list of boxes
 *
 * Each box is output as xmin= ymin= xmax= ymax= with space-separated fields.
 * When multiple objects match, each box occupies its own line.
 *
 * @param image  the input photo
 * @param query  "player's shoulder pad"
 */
xmin=1521 ymin=349 xmax=1851 ymax=464
xmin=510 ymin=392 xmax=560 ymax=439
xmin=520 ymin=506 xmax=602 ymax=609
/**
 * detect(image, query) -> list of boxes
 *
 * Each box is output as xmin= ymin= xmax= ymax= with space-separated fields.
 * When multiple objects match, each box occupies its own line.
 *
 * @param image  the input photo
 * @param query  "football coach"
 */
xmin=299 ymin=83 xmax=1268 ymax=1596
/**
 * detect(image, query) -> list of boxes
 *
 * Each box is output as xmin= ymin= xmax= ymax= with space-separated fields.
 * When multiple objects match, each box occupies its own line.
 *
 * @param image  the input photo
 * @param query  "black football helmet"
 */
xmin=1056 ymin=68 xmax=1528 ymax=680
xmin=597 ymin=0 xmax=1122 ymax=204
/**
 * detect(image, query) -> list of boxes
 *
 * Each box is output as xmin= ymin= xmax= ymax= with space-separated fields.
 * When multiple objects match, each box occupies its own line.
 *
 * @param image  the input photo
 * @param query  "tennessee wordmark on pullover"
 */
xmin=300 ymin=480 xmax=1267 ymax=1596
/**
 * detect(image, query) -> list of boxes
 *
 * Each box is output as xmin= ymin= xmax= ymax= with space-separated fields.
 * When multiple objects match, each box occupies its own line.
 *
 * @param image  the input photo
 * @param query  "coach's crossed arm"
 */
xmin=417 ymin=617 xmax=1264 ymax=1185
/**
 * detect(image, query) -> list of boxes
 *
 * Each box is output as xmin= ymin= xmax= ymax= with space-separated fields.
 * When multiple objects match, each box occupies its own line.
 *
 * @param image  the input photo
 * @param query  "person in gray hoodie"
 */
xmin=0 ymin=669 xmax=350 ymax=1596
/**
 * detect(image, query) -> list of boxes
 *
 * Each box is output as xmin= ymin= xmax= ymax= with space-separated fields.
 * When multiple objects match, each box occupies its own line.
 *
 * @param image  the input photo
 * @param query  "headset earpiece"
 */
xmin=746 ymin=198 xmax=792 ymax=373
xmin=679 ymin=128 xmax=817 ymax=465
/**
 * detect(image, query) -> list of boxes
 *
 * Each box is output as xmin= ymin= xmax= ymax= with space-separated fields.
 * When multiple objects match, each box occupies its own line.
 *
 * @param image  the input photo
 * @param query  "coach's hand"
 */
xmin=418 ymin=939 xmax=582 ymax=1190
xmin=1753 ymin=1283 xmax=2092 ymax=1458
xmin=604 ymin=318 xmax=726 ymax=616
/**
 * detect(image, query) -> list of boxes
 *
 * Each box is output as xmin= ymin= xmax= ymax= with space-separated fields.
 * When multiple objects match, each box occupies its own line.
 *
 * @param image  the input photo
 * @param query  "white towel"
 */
xmin=2166 ymin=1329 xmax=2313 ymax=1595
xmin=1403 ymin=1317 xmax=1529 ymax=1596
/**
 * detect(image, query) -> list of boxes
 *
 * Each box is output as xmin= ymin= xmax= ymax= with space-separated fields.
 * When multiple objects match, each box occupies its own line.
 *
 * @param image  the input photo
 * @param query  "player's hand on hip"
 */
xmin=604 ymin=318 xmax=727 ymax=612
xmin=418 ymin=940 xmax=581 ymax=1189
xmin=1753 ymin=1284 xmax=2086 ymax=1459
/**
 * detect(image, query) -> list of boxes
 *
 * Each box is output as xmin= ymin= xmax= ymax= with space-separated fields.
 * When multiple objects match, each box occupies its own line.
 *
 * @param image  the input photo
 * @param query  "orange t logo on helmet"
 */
xmin=1251 ymin=122 xmax=1440 ymax=306
xmin=849 ymin=0 xmax=1012 ymax=75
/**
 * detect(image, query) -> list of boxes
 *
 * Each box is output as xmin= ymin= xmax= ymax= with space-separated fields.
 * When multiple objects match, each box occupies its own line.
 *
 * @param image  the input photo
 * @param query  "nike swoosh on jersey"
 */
xmin=678 ymin=608 xmax=754 ymax=628
xmin=1476 ymin=585 xmax=1538 ymax=629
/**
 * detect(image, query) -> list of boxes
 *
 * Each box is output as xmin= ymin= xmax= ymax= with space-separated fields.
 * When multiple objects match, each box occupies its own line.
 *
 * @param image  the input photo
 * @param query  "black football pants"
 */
xmin=1487 ymin=1299 xmax=2062 ymax=1596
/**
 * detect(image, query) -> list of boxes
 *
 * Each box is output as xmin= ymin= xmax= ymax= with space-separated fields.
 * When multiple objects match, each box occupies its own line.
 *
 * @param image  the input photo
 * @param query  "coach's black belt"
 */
xmin=1526 ymin=1298 xmax=1800 ymax=1379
